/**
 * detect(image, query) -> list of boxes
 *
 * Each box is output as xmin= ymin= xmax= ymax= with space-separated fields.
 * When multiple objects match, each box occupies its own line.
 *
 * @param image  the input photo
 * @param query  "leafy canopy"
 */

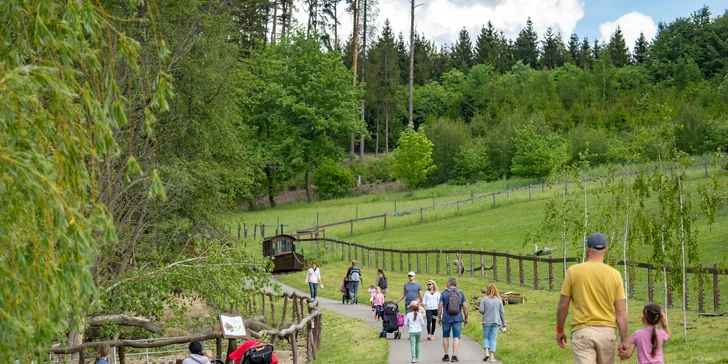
xmin=391 ymin=122 xmax=436 ymax=193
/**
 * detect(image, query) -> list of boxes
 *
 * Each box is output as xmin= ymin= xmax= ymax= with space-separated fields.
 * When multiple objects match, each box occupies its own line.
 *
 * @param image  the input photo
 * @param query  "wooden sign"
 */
xmin=219 ymin=314 xmax=247 ymax=339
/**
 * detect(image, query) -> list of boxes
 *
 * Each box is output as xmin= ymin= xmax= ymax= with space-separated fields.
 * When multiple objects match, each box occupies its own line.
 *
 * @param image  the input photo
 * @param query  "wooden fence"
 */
xmin=299 ymin=237 xmax=727 ymax=314
xmin=47 ymin=292 xmax=322 ymax=364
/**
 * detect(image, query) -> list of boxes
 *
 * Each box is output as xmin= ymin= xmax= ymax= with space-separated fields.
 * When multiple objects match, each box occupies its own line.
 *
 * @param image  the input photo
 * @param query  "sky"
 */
xmin=296 ymin=0 xmax=727 ymax=52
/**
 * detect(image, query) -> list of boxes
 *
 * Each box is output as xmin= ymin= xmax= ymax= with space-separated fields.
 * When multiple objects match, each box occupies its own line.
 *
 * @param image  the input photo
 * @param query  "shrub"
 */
xmin=511 ymin=124 xmax=570 ymax=178
xmin=451 ymin=140 xmax=497 ymax=184
xmin=313 ymin=158 xmax=355 ymax=199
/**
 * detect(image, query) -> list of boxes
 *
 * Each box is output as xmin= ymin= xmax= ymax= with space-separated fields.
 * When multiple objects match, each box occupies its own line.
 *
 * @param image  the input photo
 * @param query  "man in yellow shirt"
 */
xmin=556 ymin=232 xmax=629 ymax=364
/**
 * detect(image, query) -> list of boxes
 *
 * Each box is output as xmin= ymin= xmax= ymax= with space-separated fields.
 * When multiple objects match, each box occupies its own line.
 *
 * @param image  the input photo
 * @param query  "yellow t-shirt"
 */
xmin=560 ymin=262 xmax=626 ymax=332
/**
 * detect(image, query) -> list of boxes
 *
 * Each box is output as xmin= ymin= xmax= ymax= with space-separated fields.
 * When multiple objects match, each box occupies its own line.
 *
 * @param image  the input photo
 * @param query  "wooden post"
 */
xmin=270 ymin=296 xmax=276 ymax=327
xmin=383 ymin=214 xmax=387 ymax=230
xmin=354 ymin=243 xmax=358 ymax=261
xmin=118 ymin=346 xmax=126 ymax=364
xmin=534 ymin=259 xmax=539 ymax=290
xmin=341 ymin=241 xmax=345 ymax=261
xmin=457 ymin=251 xmax=462 ymax=277
xmin=548 ymin=254 xmax=553 ymax=291
xmin=714 ymin=263 xmax=720 ymax=312
xmin=390 ymin=249 xmax=394 ymax=271
xmin=368 ymin=248 xmax=371 ymax=267
xmin=480 ymin=248 xmax=485 ymax=279
xmin=290 ymin=333 xmax=298 ymax=364
xmin=280 ymin=295 xmax=289 ymax=329
xmin=426 ymin=249 xmax=430 ymax=274
xmin=226 ymin=339 xmax=237 ymax=364
xmin=436 ymin=250 xmax=441 ymax=274
xmin=457 ymin=201 xmax=460 ymax=216
xmin=492 ymin=250 xmax=497 ymax=282
xmin=648 ymin=267 xmax=654 ymax=303
xmin=407 ymin=249 xmax=412 ymax=272
xmin=470 ymin=249 xmax=474 ymax=278
xmin=705 ymin=161 xmax=709 ymax=177
xmin=529 ymin=185 xmax=532 ymax=200
xmin=420 ymin=207 xmax=424 ymax=223
xmin=698 ymin=264 xmax=704 ymax=313
xmin=417 ymin=249 xmax=421 ymax=273
xmin=348 ymin=243 xmax=351 ymax=262
xmin=506 ymin=252 xmax=511 ymax=284
xmin=376 ymin=248 xmax=379 ymax=268
xmin=237 ymin=223 xmax=241 ymax=239
xmin=253 ymin=224 xmax=258 ymax=238
xmin=492 ymin=194 xmax=496 ymax=208
xmin=446 ymin=253 xmax=450 ymax=275
xmin=519 ymin=254 xmax=524 ymax=287
xmin=350 ymin=219 xmax=354 ymax=236
xmin=244 ymin=223 xmax=247 ymax=238
xmin=217 ymin=336 xmax=223 ymax=361
xmin=399 ymin=250 xmax=403 ymax=273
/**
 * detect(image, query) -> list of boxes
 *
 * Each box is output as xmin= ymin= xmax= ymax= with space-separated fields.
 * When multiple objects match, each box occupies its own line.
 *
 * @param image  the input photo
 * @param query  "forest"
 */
xmin=2 ymin=0 xmax=728 ymax=359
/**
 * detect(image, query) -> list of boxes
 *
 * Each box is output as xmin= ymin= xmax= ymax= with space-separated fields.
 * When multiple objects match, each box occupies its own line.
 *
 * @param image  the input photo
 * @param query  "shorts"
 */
xmin=571 ymin=327 xmax=617 ymax=364
xmin=442 ymin=321 xmax=462 ymax=339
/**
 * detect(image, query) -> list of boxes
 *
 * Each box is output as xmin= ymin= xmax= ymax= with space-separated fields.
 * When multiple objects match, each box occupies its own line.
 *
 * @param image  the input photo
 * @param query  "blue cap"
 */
xmin=586 ymin=233 xmax=607 ymax=250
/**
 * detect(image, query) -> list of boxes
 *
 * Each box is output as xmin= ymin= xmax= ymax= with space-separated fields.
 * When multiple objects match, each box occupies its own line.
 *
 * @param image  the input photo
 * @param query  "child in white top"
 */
xmin=368 ymin=284 xmax=377 ymax=311
xmin=404 ymin=301 xmax=425 ymax=363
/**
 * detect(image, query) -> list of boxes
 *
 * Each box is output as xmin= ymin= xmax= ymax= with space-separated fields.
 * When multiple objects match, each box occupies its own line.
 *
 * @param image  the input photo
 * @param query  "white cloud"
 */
xmin=598 ymin=11 xmax=657 ymax=52
xmin=295 ymin=0 xmax=585 ymax=47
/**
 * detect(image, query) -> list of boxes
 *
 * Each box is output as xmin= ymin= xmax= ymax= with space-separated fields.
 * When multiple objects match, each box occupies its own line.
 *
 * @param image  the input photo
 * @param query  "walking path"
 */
xmin=274 ymin=282 xmax=501 ymax=363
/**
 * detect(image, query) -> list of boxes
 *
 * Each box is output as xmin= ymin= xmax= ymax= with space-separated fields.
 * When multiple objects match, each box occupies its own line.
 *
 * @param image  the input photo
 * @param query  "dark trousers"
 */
xmin=426 ymin=309 xmax=438 ymax=335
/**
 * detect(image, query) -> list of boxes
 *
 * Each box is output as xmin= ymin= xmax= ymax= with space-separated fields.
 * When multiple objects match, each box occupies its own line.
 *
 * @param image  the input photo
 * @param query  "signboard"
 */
xmin=219 ymin=314 xmax=247 ymax=339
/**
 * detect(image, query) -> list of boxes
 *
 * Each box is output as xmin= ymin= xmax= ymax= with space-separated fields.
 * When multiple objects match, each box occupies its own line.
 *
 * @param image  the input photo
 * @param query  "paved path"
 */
xmin=274 ymin=282 xmax=501 ymax=363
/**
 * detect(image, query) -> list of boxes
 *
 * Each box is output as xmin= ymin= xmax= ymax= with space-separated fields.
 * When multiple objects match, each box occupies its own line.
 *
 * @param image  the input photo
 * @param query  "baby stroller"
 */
xmin=379 ymin=301 xmax=402 ymax=339
xmin=340 ymin=279 xmax=352 ymax=304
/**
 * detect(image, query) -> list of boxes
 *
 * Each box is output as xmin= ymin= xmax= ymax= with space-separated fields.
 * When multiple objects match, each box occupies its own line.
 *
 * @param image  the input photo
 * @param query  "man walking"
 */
xmin=345 ymin=260 xmax=362 ymax=304
xmin=396 ymin=271 xmax=423 ymax=307
xmin=556 ymin=232 xmax=629 ymax=364
xmin=438 ymin=277 xmax=468 ymax=362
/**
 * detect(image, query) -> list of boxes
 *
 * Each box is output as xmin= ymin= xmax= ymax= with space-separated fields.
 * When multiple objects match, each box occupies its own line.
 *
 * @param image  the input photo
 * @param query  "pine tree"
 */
xmin=606 ymin=26 xmax=631 ymax=67
xmin=567 ymin=33 xmax=580 ymax=64
xmin=514 ymin=17 xmax=539 ymax=67
xmin=579 ymin=37 xmax=593 ymax=69
xmin=475 ymin=21 xmax=498 ymax=66
xmin=452 ymin=27 xmax=474 ymax=72
xmin=633 ymin=32 xmax=649 ymax=65
xmin=540 ymin=27 xmax=566 ymax=69
xmin=366 ymin=20 xmax=400 ymax=155
xmin=592 ymin=38 xmax=602 ymax=60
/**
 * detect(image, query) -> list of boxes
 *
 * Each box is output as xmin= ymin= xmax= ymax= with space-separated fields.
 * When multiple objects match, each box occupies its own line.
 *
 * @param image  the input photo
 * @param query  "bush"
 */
xmin=313 ymin=158 xmax=355 ymax=199
xmin=450 ymin=140 xmax=497 ymax=184
xmin=511 ymin=124 xmax=569 ymax=178
xmin=424 ymin=117 xmax=471 ymax=185
xmin=346 ymin=157 xmax=393 ymax=184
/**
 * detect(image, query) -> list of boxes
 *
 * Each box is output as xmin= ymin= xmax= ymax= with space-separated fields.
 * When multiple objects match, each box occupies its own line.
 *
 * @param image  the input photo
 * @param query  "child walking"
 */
xmin=373 ymin=287 xmax=385 ymax=321
xmin=404 ymin=301 xmax=425 ymax=363
xmin=619 ymin=303 xmax=672 ymax=363
xmin=368 ymin=284 xmax=377 ymax=312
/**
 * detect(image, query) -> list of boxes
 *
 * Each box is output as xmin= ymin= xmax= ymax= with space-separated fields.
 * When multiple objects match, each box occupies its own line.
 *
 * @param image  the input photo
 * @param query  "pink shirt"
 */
xmin=373 ymin=293 xmax=385 ymax=306
xmin=630 ymin=327 xmax=669 ymax=364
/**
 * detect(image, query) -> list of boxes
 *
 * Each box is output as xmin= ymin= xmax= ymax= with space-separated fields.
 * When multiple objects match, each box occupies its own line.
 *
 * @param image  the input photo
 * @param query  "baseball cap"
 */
xmin=407 ymin=271 xmax=415 ymax=277
xmin=586 ymin=232 xmax=607 ymax=250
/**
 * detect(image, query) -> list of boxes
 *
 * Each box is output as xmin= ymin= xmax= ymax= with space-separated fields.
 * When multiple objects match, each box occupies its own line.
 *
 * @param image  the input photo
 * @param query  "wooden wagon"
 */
xmin=263 ymin=234 xmax=305 ymax=273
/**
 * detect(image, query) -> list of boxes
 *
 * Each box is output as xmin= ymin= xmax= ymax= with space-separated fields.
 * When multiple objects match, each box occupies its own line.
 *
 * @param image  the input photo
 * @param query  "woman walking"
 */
xmin=305 ymin=262 xmax=322 ymax=299
xmin=479 ymin=284 xmax=506 ymax=362
xmin=375 ymin=269 xmax=388 ymax=297
xmin=422 ymin=279 xmax=441 ymax=341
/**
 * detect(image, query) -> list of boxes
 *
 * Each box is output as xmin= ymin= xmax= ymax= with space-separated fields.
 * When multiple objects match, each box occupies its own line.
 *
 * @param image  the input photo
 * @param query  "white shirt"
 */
xmin=305 ymin=268 xmax=321 ymax=284
xmin=423 ymin=291 xmax=441 ymax=310
xmin=404 ymin=311 xmax=425 ymax=333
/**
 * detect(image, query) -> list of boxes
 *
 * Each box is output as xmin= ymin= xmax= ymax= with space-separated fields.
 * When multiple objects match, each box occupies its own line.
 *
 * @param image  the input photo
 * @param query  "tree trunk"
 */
xmin=350 ymin=0 xmax=360 ymax=157
xmin=305 ymin=170 xmax=313 ymax=203
xmin=265 ymin=165 xmax=277 ymax=208
xmin=408 ymin=0 xmax=415 ymax=126
xmin=85 ymin=314 xmax=163 ymax=334
xmin=280 ymin=0 xmax=287 ymax=39
xmin=375 ymin=106 xmax=380 ymax=157
xmin=271 ymin=0 xmax=278 ymax=45
xmin=384 ymin=48 xmax=390 ymax=155
xmin=359 ymin=0 xmax=368 ymax=161
xmin=333 ymin=1 xmax=339 ymax=51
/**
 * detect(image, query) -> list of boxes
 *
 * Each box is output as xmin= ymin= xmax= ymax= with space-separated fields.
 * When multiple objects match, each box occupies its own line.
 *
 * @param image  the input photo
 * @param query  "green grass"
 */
xmin=312 ymin=308 xmax=389 ymax=363
xmin=279 ymin=261 xmax=728 ymax=364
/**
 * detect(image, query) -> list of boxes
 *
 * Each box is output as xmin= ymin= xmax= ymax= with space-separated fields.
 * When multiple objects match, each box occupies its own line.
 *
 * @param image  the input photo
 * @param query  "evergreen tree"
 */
xmin=540 ymin=27 xmax=566 ymax=69
xmin=432 ymin=44 xmax=453 ymax=80
xmin=397 ymin=32 xmax=410 ymax=84
xmin=633 ymin=32 xmax=649 ymax=64
xmin=579 ymin=37 xmax=593 ymax=69
xmin=366 ymin=20 xmax=401 ymax=155
xmin=592 ymin=38 xmax=602 ymax=60
xmin=514 ymin=17 xmax=539 ymax=67
xmin=452 ymin=27 xmax=474 ymax=72
xmin=567 ymin=33 xmax=580 ymax=65
xmin=475 ymin=21 xmax=498 ymax=66
xmin=606 ymin=26 xmax=631 ymax=67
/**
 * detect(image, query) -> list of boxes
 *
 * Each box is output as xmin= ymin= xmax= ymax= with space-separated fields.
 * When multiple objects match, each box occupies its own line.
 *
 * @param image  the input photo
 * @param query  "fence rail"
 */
xmin=299 ymin=237 xmax=727 ymax=314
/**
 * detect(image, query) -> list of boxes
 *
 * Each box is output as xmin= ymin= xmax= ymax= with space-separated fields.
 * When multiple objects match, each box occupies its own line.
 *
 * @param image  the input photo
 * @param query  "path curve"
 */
xmin=274 ymin=282 xmax=501 ymax=363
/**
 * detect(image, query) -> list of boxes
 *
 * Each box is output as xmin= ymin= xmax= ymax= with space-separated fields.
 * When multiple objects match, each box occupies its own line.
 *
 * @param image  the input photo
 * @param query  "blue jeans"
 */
xmin=308 ymin=282 xmax=318 ymax=299
xmin=483 ymin=324 xmax=499 ymax=352
xmin=348 ymin=280 xmax=360 ymax=303
xmin=442 ymin=321 xmax=462 ymax=338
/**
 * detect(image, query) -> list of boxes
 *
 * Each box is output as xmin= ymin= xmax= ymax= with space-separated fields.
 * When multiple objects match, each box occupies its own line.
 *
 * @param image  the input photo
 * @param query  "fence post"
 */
xmin=350 ymin=219 xmax=354 ymax=237
xmin=470 ymin=249 xmax=474 ymax=278
xmin=529 ymin=185 xmax=532 ymax=200
xmin=253 ymin=224 xmax=258 ymax=238
xmin=382 ymin=248 xmax=387 ymax=271
xmin=244 ymin=223 xmax=247 ymax=238
xmin=699 ymin=264 xmax=704 ymax=313
xmin=368 ymin=248 xmax=371 ymax=267
xmin=437 ymin=250 xmax=441 ymax=275
xmin=261 ymin=224 xmax=265 ymax=238
xmin=457 ymin=251 xmax=462 ymax=277
xmin=118 ymin=346 xmax=125 ymax=364
xmin=426 ymin=249 xmax=430 ymax=274
xmin=519 ymin=254 xmax=524 ymax=287
xmin=648 ymin=266 xmax=654 ymax=303
xmin=383 ymin=214 xmax=387 ymax=230
xmin=408 ymin=249 xmax=412 ymax=273
xmin=492 ymin=194 xmax=496 ymax=208
xmin=492 ymin=250 xmax=497 ymax=282
xmin=420 ymin=208 xmax=424 ymax=223
xmin=376 ymin=248 xmax=379 ymax=269
xmin=534 ymin=259 xmax=539 ymax=290
xmin=713 ymin=263 xmax=720 ymax=312
xmin=390 ymin=249 xmax=394 ymax=271
xmin=548 ymin=254 xmax=553 ymax=291
xmin=237 ymin=223 xmax=241 ymax=239
xmin=417 ymin=249 xmax=421 ymax=273
xmin=446 ymin=253 xmax=451 ymax=275
xmin=457 ymin=201 xmax=460 ymax=216
xmin=705 ymin=161 xmax=709 ymax=177
xmin=399 ymin=250 xmax=404 ymax=273
xmin=506 ymin=252 xmax=511 ymax=284
xmin=354 ymin=242 xmax=358 ymax=261
xmin=480 ymin=248 xmax=485 ymax=279
xmin=348 ymin=243 xmax=351 ymax=262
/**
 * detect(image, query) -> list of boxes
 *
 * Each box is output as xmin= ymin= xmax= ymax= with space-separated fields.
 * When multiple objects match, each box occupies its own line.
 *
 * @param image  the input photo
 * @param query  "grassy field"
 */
xmin=312 ymin=308 xmax=388 ymax=363
xmin=279 ymin=261 xmax=728 ymax=364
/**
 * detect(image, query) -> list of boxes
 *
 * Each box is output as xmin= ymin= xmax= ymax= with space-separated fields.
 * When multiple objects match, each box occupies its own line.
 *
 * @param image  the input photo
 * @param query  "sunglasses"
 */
xmin=427 ymin=283 xmax=432 ymax=286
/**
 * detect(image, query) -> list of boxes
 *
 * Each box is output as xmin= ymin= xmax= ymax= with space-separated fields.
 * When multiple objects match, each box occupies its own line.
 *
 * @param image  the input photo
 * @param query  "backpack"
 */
xmin=241 ymin=344 xmax=274 ymax=364
xmin=349 ymin=266 xmax=361 ymax=281
xmin=378 ymin=277 xmax=388 ymax=289
xmin=446 ymin=288 xmax=462 ymax=316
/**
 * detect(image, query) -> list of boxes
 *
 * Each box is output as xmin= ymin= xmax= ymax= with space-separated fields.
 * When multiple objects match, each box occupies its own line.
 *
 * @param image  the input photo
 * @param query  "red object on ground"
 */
xmin=228 ymin=340 xmax=278 ymax=364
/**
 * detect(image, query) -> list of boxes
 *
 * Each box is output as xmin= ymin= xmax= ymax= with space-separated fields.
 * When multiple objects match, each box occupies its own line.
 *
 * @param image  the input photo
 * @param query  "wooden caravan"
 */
xmin=262 ymin=234 xmax=305 ymax=273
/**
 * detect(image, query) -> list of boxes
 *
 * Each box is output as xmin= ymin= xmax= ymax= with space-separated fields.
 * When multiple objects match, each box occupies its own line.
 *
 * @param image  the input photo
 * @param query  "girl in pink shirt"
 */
xmin=619 ymin=303 xmax=672 ymax=363
xmin=373 ymin=287 xmax=385 ymax=321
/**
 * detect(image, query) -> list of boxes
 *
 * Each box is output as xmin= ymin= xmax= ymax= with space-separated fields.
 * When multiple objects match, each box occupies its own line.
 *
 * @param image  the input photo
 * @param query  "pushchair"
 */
xmin=340 ymin=279 xmax=352 ymax=304
xmin=379 ymin=301 xmax=402 ymax=339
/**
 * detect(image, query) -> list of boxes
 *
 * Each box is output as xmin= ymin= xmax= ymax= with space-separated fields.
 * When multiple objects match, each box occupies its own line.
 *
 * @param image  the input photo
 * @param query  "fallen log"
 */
xmin=86 ymin=315 xmax=162 ymax=334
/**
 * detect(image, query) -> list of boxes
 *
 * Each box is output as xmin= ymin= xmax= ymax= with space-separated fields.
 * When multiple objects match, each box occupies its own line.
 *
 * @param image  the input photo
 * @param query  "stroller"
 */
xmin=340 ymin=279 xmax=352 ymax=304
xmin=379 ymin=301 xmax=402 ymax=339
